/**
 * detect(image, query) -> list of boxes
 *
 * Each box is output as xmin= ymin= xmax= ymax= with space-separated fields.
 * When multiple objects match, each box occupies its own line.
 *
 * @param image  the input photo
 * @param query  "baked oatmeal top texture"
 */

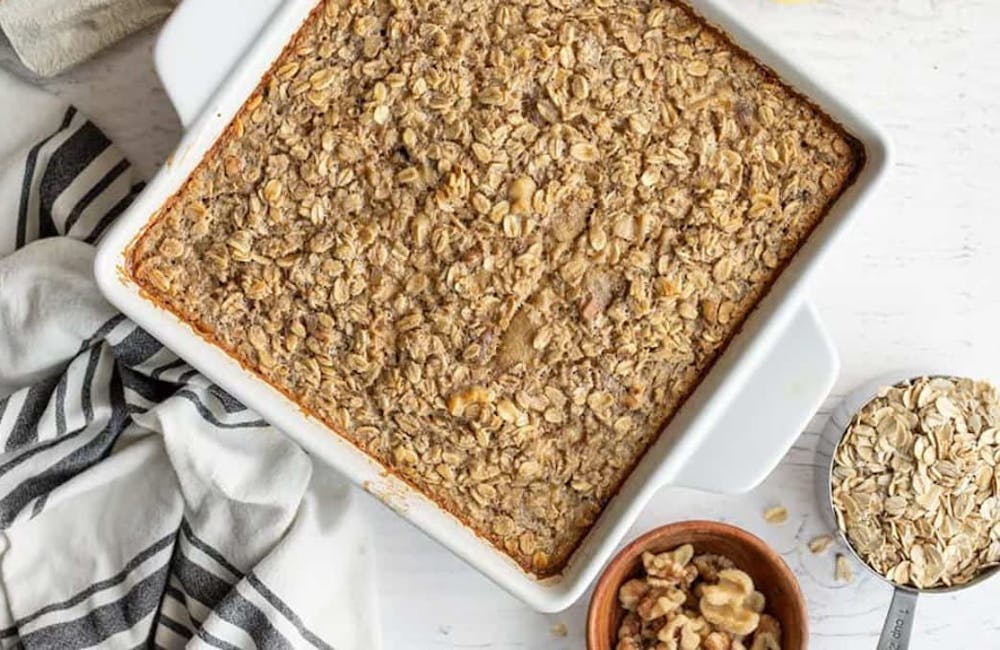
xmin=132 ymin=0 xmax=861 ymax=575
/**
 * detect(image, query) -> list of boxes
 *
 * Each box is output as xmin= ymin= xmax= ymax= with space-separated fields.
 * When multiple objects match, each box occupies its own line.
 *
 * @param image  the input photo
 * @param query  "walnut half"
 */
xmin=699 ymin=569 xmax=761 ymax=636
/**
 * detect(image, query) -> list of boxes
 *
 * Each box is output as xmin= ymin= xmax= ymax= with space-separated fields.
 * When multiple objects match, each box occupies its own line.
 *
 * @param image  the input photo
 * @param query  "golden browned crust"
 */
xmin=130 ymin=0 xmax=862 ymax=576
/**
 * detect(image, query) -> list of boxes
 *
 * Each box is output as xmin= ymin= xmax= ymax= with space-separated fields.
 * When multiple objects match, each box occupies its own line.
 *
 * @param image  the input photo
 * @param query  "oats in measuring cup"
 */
xmin=832 ymin=376 xmax=1000 ymax=589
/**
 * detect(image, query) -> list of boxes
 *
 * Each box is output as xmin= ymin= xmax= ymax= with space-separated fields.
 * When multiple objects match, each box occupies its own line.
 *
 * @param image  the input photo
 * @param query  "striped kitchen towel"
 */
xmin=0 ymin=69 xmax=380 ymax=649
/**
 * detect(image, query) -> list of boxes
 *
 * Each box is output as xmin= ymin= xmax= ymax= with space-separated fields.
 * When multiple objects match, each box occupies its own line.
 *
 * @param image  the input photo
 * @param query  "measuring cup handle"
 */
xmin=877 ymin=588 xmax=918 ymax=650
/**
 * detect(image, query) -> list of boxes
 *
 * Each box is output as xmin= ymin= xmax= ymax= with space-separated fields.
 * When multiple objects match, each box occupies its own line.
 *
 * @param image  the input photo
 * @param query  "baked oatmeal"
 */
xmin=131 ymin=0 xmax=862 ymax=575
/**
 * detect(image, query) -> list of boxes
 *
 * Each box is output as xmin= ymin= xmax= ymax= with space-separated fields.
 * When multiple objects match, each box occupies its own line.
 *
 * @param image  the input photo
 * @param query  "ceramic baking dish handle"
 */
xmin=670 ymin=301 xmax=838 ymax=494
xmin=154 ymin=0 xmax=286 ymax=128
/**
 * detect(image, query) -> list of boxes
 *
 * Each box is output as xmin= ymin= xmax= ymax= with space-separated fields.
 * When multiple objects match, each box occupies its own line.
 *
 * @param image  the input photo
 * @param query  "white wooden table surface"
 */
xmin=5 ymin=0 xmax=1000 ymax=647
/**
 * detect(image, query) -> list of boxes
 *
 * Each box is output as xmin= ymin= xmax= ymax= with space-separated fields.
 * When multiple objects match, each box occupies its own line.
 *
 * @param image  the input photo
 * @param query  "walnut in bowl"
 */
xmin=587 ymin=521 xmax=805 ymax=650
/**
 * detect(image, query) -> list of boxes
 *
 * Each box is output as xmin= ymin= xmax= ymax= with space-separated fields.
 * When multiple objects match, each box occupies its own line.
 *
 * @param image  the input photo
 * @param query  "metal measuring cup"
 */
xmin=815 ymin=371 xmax=1000 ymax=649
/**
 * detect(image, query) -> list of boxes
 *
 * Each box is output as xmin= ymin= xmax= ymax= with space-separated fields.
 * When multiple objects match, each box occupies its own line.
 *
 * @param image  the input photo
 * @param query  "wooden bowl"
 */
xmin=587 ymin=520 xmax=808 ymax=650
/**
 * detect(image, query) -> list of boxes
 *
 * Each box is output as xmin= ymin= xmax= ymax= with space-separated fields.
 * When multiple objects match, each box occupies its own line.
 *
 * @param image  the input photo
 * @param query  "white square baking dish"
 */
xmin=95 ymin=0 xmax=890 ymax=612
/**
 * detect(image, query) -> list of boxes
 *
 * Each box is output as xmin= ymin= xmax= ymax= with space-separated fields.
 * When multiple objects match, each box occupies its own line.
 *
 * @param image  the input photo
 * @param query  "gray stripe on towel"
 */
xmin=17 ymin=564 xmax=168 ymax=649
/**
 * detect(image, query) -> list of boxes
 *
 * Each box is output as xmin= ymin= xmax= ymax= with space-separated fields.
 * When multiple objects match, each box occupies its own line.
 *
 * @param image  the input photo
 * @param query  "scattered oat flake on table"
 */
xmin=835 ymin=554 xmax=853 ymax=583
xmin=550 ymin=622 xmax=567 ymax=637
xmin=764 ymin=505 xmax=788 ymax=524
xmin=809 ymin=535 xmax=834 ymax=555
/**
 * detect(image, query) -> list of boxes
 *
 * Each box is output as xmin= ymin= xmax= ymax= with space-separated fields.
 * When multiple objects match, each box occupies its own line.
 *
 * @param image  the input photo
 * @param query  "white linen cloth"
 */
xmin=0 ymin=0 xmax=176 ymax=77
xmin=0 ymin=69 xmax=380 ymax=649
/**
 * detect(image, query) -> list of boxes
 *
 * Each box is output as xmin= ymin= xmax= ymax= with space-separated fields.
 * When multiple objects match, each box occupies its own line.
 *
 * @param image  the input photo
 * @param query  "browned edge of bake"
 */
xmin=127 ymin=0 xmax=866 ymax=579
